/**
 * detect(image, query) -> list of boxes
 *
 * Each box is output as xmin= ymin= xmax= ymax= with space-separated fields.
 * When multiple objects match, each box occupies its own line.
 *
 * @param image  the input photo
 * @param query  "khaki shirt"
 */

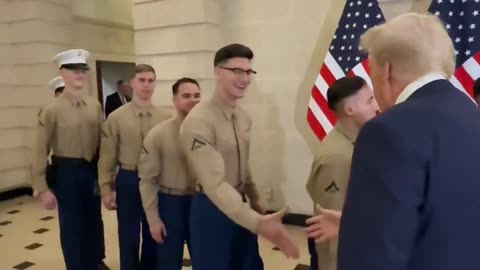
xmin=138 ymin=115 xmax=195 ymax=225
xmin=98 ymin=102 xmax=171 ymax=196
xmin=32 ymin=91 xmax=103 ymax=193
xmin=179 ymin=95 xmax=261 ymax=233
xmin=306 ymin=124 xmax=356 ymax=270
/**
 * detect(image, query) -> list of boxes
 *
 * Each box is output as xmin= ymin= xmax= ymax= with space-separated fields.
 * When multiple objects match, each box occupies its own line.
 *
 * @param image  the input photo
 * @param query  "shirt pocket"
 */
xmin=118 ymin=121 xmax=139 ymax=145
xmin=84 ymin=106 xmax=101 ymax=126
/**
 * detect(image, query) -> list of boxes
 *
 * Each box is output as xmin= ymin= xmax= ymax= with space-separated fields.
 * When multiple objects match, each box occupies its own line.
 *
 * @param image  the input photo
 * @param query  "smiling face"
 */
xmin=328 ymin=76 xmax=379 ymax=127
xmin=345 ymin=84 xmax=379 ymax=127
xmin=173 ymin=82 xmax=201 ymax=115
xmin=215 ymin=57 xmax=256 ymax=100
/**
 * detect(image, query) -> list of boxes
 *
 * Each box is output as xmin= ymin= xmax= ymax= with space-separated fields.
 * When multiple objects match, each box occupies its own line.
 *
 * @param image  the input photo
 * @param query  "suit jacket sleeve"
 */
xmin=337 ymin=119 xmax=426 ymax=270
xmin=105 ymin=96 xmax=114 ymax=118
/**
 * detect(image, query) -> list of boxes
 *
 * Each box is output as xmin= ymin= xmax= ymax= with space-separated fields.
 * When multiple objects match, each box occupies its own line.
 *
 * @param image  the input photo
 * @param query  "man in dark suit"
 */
xmin=105 ymin=79 xmax=131 ymax=118
xmin=473 ymin=78 xmax=480 ymax=105
xmin=337 ymin=13 xmax=480 ymax=270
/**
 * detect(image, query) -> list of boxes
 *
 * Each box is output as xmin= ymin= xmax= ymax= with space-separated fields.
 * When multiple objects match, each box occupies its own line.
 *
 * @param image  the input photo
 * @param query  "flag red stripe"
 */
xmin=307 ymin=0 xmax=386 ymax=141
xmin=307 ymin=108 xmax=327 ymax=140
xmin=320 ymin=64 xmax=337 ymax=86
xmin=311 ymin=85 xmax=337 ymax=124
xmin=455 ymin=66 xmax=475 ymax=97
xmin=473 ymin=52 xmax=480 ymax=63
xmin=362 ymin=60 xmax=370 ymax=75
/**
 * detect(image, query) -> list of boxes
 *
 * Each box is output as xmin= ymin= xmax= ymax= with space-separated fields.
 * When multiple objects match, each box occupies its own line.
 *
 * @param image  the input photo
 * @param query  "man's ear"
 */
xmin=385 ymin=62 xmax=393 ymax=85
xmin=214 ymin=66 xmax=221 ymax=78
xmin=342 ymin=100 xmax=354 ymax=117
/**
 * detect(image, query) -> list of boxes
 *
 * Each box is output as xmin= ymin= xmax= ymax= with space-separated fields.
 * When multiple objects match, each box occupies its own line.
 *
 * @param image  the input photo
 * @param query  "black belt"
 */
xmin=119 ymin=164 xmax=137 ymax=171
xmin=52 ymin=156 xmax=91 ymax=166
xmin=158 ymin=185 xmax=194 ymax=195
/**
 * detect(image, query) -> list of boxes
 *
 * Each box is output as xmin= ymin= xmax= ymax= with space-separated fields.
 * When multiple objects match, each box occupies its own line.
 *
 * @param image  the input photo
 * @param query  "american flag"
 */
xmin=430 ymin=0 xmax=480 ymax=97
xmin=307 ymin=0 xmax=385 ymax=140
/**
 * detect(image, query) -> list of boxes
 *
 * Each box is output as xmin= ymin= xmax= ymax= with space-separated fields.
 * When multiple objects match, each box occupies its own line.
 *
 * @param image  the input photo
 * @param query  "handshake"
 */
xmin=305 ymin=205 xmax=342 ymax=244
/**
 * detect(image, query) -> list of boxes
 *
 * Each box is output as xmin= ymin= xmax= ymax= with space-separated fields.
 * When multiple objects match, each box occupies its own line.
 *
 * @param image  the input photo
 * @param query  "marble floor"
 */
xmin=0 ymin=195 xmax=311 ymax=270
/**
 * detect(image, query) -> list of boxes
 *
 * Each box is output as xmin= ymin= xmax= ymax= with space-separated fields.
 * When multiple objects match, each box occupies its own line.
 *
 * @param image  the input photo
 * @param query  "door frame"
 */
xmin=95 ymin=60 xmax=135 ymax=109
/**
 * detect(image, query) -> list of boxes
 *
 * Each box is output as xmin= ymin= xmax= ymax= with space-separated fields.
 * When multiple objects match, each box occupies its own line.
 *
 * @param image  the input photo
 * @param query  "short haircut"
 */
xmin=214 ymin=43 xmax=254 ymax=66
xmin=117 ymin=80 xmax=124 ymax=87
xmin=474 ymin=78 xmax=480 ymax=98
xmin=360 ymin=13 xmax=455 ymax=82
xmin=134 ymin=64 xmax=155 ymax=75
xmin=172 ymin=77 xmax=200 ymax=96
xmin=327 ymin=76 xmax=367 ymax=112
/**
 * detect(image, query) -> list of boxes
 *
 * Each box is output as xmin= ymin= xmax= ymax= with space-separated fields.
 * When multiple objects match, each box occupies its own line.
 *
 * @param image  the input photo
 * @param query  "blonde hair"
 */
xmin=360 ymin=13 xmax=455 ymax=82
xmin=134 ymin=64 xmax=155 ymax=74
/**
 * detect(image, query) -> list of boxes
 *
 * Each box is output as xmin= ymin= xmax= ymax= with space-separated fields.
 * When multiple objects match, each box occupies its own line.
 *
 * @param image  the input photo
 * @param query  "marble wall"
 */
xmin=0 ymin=0 xmax=135 ymax=191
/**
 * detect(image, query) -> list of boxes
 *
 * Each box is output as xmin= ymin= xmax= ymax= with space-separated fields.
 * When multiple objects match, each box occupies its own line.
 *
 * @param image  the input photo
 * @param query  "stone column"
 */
xmin=132 ymin=0 xmax=223 ymax=106
xmin=0 ymin=0 xmax=74 ymax=190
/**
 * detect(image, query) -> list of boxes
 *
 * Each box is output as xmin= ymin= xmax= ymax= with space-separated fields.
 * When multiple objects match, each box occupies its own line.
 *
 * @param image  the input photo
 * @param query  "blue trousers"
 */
xmin=116 ymin=169 xmax=157 ymax=270
xmin=190 ymin=194 xmax=264 ymax=270
xmin=54 ymin=158 xmax=100 ymax=270
xmin=50 ymin=159 xmax=106 ymax=267
xmin=308 ymin=237 xmax=318 ymax=270
xmin=155 ymin=192 xmax=192 ymax=270
xmin=94 ymin=197 xmax=106 ymax=264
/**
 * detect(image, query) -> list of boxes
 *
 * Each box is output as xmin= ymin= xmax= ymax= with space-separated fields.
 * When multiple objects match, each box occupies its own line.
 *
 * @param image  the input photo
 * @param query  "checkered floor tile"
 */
xmin=0 ymin=195 xmax=310 ymax=269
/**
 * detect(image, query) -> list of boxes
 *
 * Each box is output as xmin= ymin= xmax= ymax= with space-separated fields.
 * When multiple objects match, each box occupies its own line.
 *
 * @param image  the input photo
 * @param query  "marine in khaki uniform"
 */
xmin=45 ymin=76 xmax=65 ymax=189
xmin=305 ymin=76 xmax=379 ymax=270
xmin=98 ymin=64 xmax=170 ymax=270
xmin=32 ymin=49 xmax=109 ymax=270
xmin=179 ymin=43 xmax=299 ymax=270
xmin=138 ymin=77 xmax=201 ymax=270
xmin=49 ymin=76 xmax=65 ymax=98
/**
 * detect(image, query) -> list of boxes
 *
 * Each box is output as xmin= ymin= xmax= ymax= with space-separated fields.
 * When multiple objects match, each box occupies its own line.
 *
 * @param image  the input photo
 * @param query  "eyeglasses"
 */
xmin=218 ymin=67 xmax=257 ymax=76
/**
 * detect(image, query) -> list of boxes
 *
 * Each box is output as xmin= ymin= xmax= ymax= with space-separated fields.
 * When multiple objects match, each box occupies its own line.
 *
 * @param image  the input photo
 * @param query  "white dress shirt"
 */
xmin=395 ymin=73 xmax=445 ymax=104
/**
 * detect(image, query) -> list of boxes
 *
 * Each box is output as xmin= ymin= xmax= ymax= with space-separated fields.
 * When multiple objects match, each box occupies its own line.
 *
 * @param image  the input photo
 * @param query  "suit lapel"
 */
xmin=117 ymin=92 xmax=126 ymax=104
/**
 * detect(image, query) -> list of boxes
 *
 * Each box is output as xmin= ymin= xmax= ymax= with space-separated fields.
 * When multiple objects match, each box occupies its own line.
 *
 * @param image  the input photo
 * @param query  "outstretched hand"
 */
xmin=305 ymin=204 xmax=342 ymax=243
xmin=257 ymin=208 xmax=300 ymax=259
